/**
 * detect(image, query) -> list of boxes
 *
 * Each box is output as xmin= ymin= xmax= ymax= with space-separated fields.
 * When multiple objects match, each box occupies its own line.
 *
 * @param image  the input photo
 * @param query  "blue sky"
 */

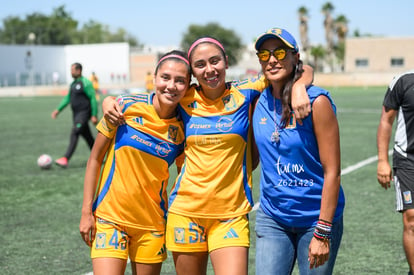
xmin=1 ymin=0 xmax=413 ymax=47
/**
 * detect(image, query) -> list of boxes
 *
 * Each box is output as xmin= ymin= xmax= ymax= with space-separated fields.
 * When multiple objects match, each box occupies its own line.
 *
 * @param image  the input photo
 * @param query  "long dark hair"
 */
xmin=280 ymin=59 xmax=304 ymax=127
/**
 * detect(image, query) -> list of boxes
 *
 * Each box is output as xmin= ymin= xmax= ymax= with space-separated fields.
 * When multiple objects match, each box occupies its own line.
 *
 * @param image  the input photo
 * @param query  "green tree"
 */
xmin=0 ymin=16 xmax=26 ymax=44
xmin=334 ymin=41 xmax=345 ymax=71
xmin=181 ymin=22 xmax=243 ymax=66
xmin=46 ymin=6 xmax=78 ymax=44
xmin=75 ymin=20 xmax=105 ymax=44
xmin=75 ymin=23 xmax=139 ymax=46
xmin=310 ymin=45 xmax=326 ymax=72
xmin=0 ymin=6 xmax=78 ymax=45
xmin=106 ymin=27 xmax=139 ymax=46
xmin=0 ymin=5 xmax=139 ymax=46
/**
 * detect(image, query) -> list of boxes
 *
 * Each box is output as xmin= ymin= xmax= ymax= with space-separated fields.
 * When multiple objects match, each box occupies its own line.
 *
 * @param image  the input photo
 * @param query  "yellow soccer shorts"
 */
xmin=91 ymin=218 xmax=167 ymax=263
xmin=166 ymin=213 xmax=250 ymax=253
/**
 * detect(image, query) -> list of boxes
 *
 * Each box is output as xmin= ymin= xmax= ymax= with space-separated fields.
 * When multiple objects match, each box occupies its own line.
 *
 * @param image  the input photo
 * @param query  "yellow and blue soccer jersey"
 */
xmin=93 ymin=93 xmax=185 ymax=231
xmin=168 ymin=81 xmax=262 ymax=219
xmin=230 ymin=73 xmax=268 ymax=91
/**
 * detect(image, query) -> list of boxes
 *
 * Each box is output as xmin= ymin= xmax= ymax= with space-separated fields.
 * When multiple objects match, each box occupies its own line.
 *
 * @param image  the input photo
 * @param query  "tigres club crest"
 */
xmin=222 ymin=94 xmax=237 ymax=111
xmin=404 ymin=191 xmax=412 ymax=204
xmin=168 ymin=125 xmax=178 ymax=142
xmin=174 ymin=227 xmax=185 ymax=244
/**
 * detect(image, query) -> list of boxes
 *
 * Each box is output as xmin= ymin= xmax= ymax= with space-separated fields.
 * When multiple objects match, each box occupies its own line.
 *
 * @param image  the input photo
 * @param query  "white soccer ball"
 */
xmin=37 ymin=154 xmax=53 ymax=169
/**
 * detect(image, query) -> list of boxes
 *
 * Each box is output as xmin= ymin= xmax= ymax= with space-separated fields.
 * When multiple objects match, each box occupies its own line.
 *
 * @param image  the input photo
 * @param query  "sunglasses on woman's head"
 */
xmin=256 ymin=48 xmax=295 ymax=62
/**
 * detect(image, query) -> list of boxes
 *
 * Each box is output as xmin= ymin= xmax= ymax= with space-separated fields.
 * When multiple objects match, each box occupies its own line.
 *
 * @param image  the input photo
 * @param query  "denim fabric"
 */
xmin=255 ymin=207 xmax=343 ymax=275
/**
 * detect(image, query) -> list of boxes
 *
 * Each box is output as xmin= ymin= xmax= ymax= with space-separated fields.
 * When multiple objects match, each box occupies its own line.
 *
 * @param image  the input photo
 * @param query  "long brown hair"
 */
xmin=280 ymin=59 xmax=304 ymax=127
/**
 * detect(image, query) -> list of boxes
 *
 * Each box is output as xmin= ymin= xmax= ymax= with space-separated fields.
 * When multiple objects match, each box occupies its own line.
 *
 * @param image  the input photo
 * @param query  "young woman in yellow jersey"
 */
xmin=79 ymin=50 xmax=191 ymax=275
xmin=102 ymin=39 xmax=313 ymax=275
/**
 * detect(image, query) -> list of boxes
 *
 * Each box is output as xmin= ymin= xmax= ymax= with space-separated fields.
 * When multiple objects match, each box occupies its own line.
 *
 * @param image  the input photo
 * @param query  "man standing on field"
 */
xmin=51 ymin=62 xmax=98 ymax=168
xmin=377 ymin=70 xmax=414 ymax=275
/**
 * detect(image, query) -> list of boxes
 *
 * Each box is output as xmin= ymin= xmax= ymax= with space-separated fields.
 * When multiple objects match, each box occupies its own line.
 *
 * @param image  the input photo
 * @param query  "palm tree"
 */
xmin=310 ymin=45 xmax=326 ymax=72
xmin=335 ymin=14 xmax=349 ymax=44
xmin=298 ymin=6 xmax=310 ymax=64
xmin=322 ymin=2 xmax=335 ymax=53
xmin=334 ymin=14 xmax=348 ymax=72
xmin=322 ymin=2 xmax=335 ymax=71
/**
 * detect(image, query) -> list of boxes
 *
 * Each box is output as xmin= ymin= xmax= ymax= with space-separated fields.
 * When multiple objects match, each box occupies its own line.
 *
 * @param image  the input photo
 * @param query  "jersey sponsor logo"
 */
xmin=195 ymin=135 xmax=222 ymax=146
xmin=168 ymin=125 xmax=179 ymax=142
xmin=275 ymin=156 xmax=305 ymax=175
xmin=155 ymin=142 xmax=172 ymax=157
xmin=189 ymin=123 xmax=211 ymax=129
xmin=216 ymin=117 xmax=234 ymax=132
xmin=403 ymin=191 xmax=412 ymax=204
xmin=130 ymin=134 xmax=172 ymax=158
xmin=95 ymin=233 xmax=106 ymax=249
xmin=223 ymin=228 xmax=239 ymax=239
xmin=76 ymin=83 xmax=81 ymax=90
xmin=259 ymin=117 xmax=267 ymax=124
xmin=222 ymin=94 xmax=237 ymax=111
xmin=131 ymin=134 xmax=153 ymax=147
xmin=174 ymin=227 xmax=185 ymax=244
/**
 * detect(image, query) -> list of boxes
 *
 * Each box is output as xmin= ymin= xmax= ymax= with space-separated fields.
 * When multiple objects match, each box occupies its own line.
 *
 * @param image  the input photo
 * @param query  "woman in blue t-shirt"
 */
xmin=252 ymin=28 xmax=345 ymax=275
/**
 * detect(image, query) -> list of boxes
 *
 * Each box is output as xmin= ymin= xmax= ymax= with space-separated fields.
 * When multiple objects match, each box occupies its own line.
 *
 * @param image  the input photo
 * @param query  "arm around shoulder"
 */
xmin=102 ymin=96 xmax=124 ymax=125
xmin=291 ymin=65 xmax=314 ymax=120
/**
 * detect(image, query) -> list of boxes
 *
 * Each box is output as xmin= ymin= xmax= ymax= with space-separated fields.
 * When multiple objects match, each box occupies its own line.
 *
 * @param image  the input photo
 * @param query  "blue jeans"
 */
xmin=255 ymin=207 xmax=343 ymax=275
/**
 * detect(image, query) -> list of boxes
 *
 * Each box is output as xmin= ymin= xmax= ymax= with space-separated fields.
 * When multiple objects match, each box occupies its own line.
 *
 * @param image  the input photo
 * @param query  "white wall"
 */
xmin=65 ymin=43 xmax=129 ymax=84
xmin=0 ymin=44 xmax=65 ymax=86
xmin=0 ymin=43 xmax=129 ymax=86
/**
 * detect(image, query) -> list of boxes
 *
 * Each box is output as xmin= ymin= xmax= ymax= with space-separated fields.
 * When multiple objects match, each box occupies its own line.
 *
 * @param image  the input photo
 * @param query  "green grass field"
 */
xmin=0 ymin=86 xmax=409 ymax=274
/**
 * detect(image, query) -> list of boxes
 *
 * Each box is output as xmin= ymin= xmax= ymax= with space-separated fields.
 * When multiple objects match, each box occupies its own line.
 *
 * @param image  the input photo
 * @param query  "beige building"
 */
xmin=345 ymin=36 xmax=414 ymax=73
xmin=129 ymin=51 xmax=157 ymax=86
xmin=310 ymin=36 xmax=414 ymax=87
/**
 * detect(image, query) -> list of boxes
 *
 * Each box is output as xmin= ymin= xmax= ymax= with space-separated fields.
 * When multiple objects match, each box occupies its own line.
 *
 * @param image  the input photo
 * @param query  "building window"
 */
xmin=355 ymin=59 xmax=368 ymax=68
xmin=391 ymin=58 xmax=404 ymax=67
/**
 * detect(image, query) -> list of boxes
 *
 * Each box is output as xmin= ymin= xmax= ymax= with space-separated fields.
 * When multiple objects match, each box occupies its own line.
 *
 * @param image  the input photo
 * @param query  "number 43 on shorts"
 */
xmin=96 ymin=229 xmax=127 ymax=250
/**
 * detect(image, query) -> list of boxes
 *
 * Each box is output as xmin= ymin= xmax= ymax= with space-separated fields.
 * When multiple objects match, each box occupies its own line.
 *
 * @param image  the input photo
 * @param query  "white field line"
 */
xmin=251 ymin=150 xmax=393 ymax=212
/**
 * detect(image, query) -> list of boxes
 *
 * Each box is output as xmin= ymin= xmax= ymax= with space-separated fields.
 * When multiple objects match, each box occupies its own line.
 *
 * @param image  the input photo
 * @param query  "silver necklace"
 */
xmin=271 ymin=96 xmax=280 ymax=143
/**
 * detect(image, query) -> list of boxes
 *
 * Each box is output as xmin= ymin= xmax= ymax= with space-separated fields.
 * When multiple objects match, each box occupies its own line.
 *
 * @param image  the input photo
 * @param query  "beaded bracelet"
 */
xmin=313 ymin=219 xmax=332 ymax=241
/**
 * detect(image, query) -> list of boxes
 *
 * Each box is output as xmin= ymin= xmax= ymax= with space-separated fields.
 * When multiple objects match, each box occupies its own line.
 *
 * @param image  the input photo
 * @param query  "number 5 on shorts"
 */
xmin=189 ymin=222 xmax=206 ymax=243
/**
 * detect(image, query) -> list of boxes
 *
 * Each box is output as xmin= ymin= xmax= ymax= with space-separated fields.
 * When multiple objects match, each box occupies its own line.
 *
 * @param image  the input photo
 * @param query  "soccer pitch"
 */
xmin=0 ymin=86 xmax=409 ymax=274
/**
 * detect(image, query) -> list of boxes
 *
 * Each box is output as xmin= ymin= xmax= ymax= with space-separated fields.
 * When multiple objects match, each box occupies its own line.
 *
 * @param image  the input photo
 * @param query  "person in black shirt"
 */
xmin=51 ymin=62 xmax=98 ymax=168
xmin=377 ymin=70 xmax=414 ymax=275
